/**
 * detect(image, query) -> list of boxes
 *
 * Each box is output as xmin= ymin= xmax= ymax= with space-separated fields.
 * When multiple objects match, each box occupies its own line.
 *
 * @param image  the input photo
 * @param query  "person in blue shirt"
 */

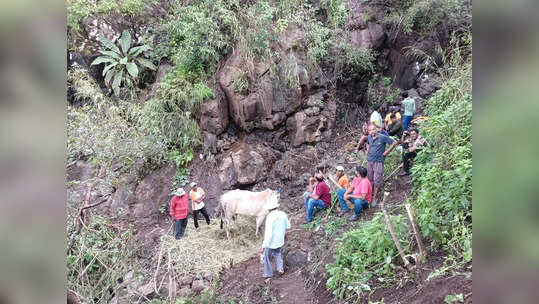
xmin=260 ymin=200 xmax=291 ymax=283
xmin=366 ymin=124 xmax=398 ymax=206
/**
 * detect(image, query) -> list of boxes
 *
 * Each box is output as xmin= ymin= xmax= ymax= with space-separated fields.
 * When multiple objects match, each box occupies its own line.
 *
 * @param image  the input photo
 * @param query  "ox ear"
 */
xmin=276 ymin=188 xmax=282 ymax=194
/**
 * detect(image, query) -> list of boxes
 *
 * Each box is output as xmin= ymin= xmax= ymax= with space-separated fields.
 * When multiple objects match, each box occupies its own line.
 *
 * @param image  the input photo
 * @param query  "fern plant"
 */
xmin=92 ymin=30 xmax=156 ymax=96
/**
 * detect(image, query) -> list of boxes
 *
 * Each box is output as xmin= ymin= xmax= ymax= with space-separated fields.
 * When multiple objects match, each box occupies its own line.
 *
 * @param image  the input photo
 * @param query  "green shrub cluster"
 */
xmin=326 ymin=214 xmax=410 ymax=300
xmin=67 ymin=0 xmax=153 ymax=35
xmin=374 ymin=0 xmax=464 ymax=36
xmin=411 ymin=55 xmax=472 ymax=262
xmin=67 ymin=215 xmax=139 ymax=304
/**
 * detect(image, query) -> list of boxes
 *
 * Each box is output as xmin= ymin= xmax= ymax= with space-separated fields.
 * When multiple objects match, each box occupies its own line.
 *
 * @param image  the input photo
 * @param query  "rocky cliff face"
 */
xmin=67 ymin=0 xmax=452 ymax=222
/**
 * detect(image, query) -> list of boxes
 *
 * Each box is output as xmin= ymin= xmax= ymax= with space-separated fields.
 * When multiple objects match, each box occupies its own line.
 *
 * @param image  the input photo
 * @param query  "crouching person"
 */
xmin=344 ymin=166 xmax=372 ymax=222
xmin=261 ymin=200 xmax=290 ymax=283
xmin=170 ymin=188 xmax=189 ymax=239
xmin=303 ymin=173 xmax=331 ymax=224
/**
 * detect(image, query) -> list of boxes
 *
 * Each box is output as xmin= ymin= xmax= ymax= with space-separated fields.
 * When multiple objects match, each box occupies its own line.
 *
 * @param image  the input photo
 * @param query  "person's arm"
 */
xmin=383 ymin=139 xmax=398 ymax=156
xmin=262 ymin=216 xmax=272 ymax=249
xmin=355 ymin=135 xmax=367 ymax=152
xmin=169 ymin=197 xmax=176 ymax=218
xmin=366 ymin=142 xmax=370 ymax=156
xmin=343 ymin=185 xmax=354 ymax=199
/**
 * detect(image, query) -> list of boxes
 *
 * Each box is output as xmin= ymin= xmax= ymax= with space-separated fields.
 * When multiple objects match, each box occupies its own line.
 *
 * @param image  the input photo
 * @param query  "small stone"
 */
xmin=191 ymin=279 xmax=205 ymax=293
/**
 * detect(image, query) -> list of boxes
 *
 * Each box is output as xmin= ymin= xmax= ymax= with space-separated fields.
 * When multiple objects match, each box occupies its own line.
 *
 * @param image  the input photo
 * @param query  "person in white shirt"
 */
xmin=261 ymin=200 xmax=290 ymax=283
xmin=370 ymin=103 xmax=383 ymax=131
xmin=189 ymin=182 xmax=211 ymax=231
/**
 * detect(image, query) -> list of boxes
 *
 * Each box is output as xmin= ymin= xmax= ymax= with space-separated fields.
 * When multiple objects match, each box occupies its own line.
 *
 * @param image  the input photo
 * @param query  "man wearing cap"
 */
xmin=189 ymin=182 xmax=211 ymax=231
xmin=334 ymin=165 xmax=352 ymax=217
xmin=260 ymin=200 xmax=290 ymax=283
xmin=303 ymin=173 xmax=331 ymax=224
xmin=170 ymin=188 xmax=189 ymax=239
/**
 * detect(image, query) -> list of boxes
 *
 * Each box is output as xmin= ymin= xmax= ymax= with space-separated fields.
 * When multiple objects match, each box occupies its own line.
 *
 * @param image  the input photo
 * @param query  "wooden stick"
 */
xmin=324 ymin=196 xmax=338 ymax=220
xmin=405 ymin=203 xmax=427 ymax=262
xmin=380 ymin=193 xmax=410 ymax=270
xmin=384 ymin=163 xmax=403 ymax=182
xmin=327 ymin=175 xmax=353 ymax=210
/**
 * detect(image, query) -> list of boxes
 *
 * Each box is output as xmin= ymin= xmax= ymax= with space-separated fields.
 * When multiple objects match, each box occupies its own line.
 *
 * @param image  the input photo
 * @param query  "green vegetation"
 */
xmin=92 ymin=30 xmax=156 ymax=96
xmin=372 ymin=0 xmax=464 ymax=37
xmin=337 ymin=45 xmax=376 ymax=78
xmin=321 ymin=0 xmax=348 ymax=28
xmin=67 ymin=0 xmax=154 ymax=35
xmin=233 ymin=72 xmax=249 ymax=94
xmin=67 ymin=215 xmax=139 ymax=304
xmin=411 ymin=33 xmax=472 ymax=262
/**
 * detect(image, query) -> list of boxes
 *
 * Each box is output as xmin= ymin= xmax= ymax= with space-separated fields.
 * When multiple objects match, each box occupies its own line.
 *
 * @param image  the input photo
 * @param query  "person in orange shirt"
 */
xmin=334 ymin=166 xmax=352 ymax=217
xmin=189 ymin=182 xmax=211 ymax=232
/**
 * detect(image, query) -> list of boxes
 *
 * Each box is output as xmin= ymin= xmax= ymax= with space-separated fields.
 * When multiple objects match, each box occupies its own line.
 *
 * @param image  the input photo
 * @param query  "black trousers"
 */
xmin=403 ymin=151 xmax=417 ymax=174
xmin=193 ymin=206 xmax=211 ymax=229
xmin=174 ymin=218 xmax=188 ymax=239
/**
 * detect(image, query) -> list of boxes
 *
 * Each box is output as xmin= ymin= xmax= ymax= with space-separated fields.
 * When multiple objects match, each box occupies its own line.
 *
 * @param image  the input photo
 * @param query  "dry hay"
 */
xmin=342 ymin=141 xmax=357 ymax=152
xmin=156 ymin=215 xmax=263 ymax=279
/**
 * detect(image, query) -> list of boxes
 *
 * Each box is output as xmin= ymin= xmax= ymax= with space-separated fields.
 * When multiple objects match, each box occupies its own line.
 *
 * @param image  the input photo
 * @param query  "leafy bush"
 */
xmin=377 ymin=0 xmax=464 ymax=37
xmin=306 ymin=21 xmax=332 ymax=65
xmin=67 ymin=215 xmax=139 ymax=303
xmin=337 ymin=45 xmax=376 ymax=78
xmin=321 ymin=0 xmax=348 ymax=28
xmin=91 ymin=30 xmax=156 ymax=96
xmin=233 ymin=72 xmax=249 ymax=94
xmin=326 ymin=214 xmax=410 ymax=300
xmin=410 ymin=35 xmax=472 ymax=262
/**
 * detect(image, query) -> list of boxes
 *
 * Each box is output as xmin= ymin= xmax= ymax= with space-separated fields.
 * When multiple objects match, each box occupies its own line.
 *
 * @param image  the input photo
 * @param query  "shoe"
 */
xmin=303 ymin=219 xmax=312 ymax=224
xmin=338 ymin=209 xmax=351 ymax=217
xmin=371 ymin=200 xmax=377 ymax=207
xmin=399 ymin=171 xmax=410 ymax=176
xmin=195 ymin=227 xmax=200 ymax=232
xmin=264 ymin=277 xmax=272 ymax=284
xmin=349 ymin=214 xmax=359 ymax=222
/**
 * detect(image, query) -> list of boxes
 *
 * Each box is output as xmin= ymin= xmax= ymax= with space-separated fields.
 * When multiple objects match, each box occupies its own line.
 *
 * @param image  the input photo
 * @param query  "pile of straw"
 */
xmin=155 ymin=215 xmax=263 ymax=278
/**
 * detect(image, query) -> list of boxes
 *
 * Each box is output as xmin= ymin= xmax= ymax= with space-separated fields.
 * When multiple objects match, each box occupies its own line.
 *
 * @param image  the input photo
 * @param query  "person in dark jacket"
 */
xmin=170 ymin=188 xmax=189 ymax=239
xmin=387 ymin=113 xmax=403 ymax=138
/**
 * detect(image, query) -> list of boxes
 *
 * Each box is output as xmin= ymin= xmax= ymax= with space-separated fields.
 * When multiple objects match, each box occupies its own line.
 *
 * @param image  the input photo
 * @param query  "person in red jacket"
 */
xmin=170 ymin=188 xmax=189 ymax=239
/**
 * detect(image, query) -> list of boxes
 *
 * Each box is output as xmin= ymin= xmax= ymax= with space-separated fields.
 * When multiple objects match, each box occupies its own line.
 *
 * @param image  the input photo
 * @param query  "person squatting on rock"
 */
xmin=303 ymin=173 xmax=331 ymax=224
xmin=170 ymin=188 xmax=189 ymax=239
xmin=366 ymin=124 xmax=398 ymax=206
xmin=399 ymin=128 xmax=428 ymax=176
xmin=334 ymin=165 xmax=353 ymax=217
xmin=384 ymin=106 xmax=401 ymax=130
xmin=344 ymin=166 xmax=373 ymax=222
xmin=401 ymin=92 xmax=416 ymax=131
xmin=189 ymin=181 xmax=211 ymax=231
xmin=387 ymin=113 xmax=403 ymax=139
xmin=260 ymin=200 xmax=290 ymax=283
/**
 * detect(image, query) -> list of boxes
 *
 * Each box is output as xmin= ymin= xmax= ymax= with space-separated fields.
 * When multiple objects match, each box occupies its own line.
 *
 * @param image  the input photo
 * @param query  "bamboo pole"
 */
xmin=380 ymin=192 xmax=410 ymax=270
xmin=384 ymin=163 xmax=403 ymax=182
xmin=405 ymin=203 xmax=427 ymax=262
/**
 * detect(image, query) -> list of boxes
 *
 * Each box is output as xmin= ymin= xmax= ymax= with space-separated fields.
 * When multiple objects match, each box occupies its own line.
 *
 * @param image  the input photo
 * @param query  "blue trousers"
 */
xmin=403 ymin=115 xmax=413 ymax=131
xmin=263 ymin=247 xmax=283 ymax=278
xmin=304 ymin=192 xmax=326 ymax=221
xmin=350 ymin=198 xmax=369 ymax=216
xmin=336 ymin=188 xmax=349 ymax=211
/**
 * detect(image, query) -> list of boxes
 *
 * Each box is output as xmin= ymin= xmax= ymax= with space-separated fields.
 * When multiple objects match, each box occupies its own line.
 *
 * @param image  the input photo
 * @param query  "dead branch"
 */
xmin=380 ymin=193 xmax=411 ymax=270
xmin=384 ymin=163 xmax=403 ymax=182
xmin=405 ymin=203 xmax=427 ymax=262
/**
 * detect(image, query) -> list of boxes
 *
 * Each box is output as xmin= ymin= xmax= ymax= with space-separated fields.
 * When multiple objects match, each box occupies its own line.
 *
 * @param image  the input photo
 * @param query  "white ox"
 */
xmin=219 ymin=188 xmax=280 ymax=239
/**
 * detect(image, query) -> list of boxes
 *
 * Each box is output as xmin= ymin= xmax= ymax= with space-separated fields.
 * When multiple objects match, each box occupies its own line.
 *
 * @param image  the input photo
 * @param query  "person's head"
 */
xmin=315 ymin=172 xmax=324 ymax=182
xmin=390 ymin=113 xmax=397 ymax=123
xmin=190 ymin=182 xmax=197 ymax=190
xmin=173 ymin=188 xmax=186 ymax=197
xmin=335 ymin=165 xmax=345 ymax=178
xmin=373 ymin=104 xmax=381 ymax=112
xmin=355 ymin=166 xmax=367 ymax=178
xmin=391 ymin=106 xmax=399 ymax=113
xmin=368 ymin=124 xmax=378 ymax=136
xmin=401 ymin=91 xmax=408 ymax=98
xmin=409 ymin=128 xmax=419 ymax=140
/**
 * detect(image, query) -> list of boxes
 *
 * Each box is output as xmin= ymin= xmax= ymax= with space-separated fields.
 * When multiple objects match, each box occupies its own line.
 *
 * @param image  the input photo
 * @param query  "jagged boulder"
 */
xmin=133 ymin=165 xmax=175 ymax=221
xmin=218 ymin=143 xmax=277 ymax=189
xmin=350 ymin=22 xmax=386 ymax=50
